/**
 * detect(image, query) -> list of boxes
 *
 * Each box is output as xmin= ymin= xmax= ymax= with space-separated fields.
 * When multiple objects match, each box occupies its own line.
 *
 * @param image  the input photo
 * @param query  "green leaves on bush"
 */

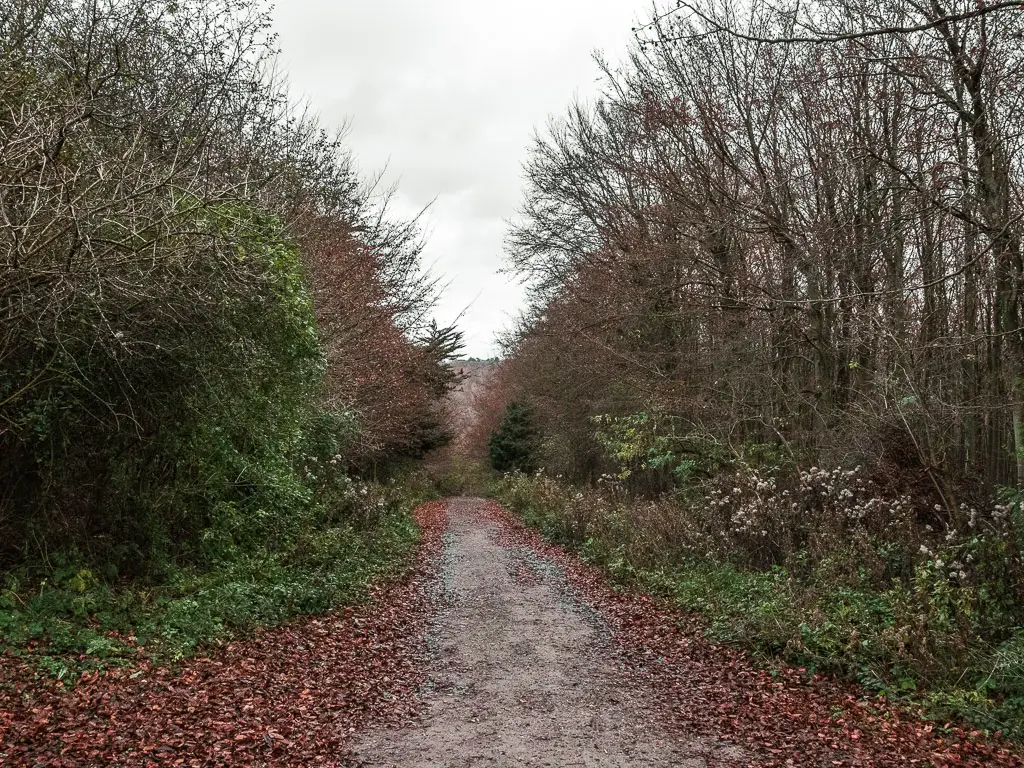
xmin=0 ymin=479 xmax=426 ymax=668
xmin=591 ymin=411 xmax=726 ymax=489
xmin=0 ymin=0 xmax=452 ymax=684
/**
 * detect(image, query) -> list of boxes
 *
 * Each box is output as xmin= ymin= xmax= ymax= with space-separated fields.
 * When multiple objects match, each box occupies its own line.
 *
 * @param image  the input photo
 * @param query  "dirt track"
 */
xmin=350 ymin=497 xmax=747 ymax=767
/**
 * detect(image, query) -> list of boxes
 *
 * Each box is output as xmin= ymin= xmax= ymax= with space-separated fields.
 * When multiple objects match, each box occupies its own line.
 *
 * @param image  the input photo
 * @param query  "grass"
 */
xmin=0 ymin=494 xmax=423 ymax=681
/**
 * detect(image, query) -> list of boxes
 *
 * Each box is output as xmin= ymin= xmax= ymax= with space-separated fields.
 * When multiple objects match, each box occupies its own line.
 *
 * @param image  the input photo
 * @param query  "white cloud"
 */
xmin=272 ymin=0 xmax=652 ymax=356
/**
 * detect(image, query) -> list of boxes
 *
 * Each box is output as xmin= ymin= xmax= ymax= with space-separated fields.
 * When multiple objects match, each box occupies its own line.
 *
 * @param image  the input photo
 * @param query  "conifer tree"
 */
xmin=489 ymin=403 xmax=539 ymax=473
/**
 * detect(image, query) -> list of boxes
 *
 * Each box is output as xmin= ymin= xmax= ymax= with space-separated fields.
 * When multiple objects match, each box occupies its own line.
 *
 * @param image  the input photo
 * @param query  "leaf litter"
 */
xmin=0 ymin=501 xmax=448 ymax=767
xmin=481 ymin=500 xmax=1024 ymax=768
xmin=4 ymin=497 xmax=1023 ymax=767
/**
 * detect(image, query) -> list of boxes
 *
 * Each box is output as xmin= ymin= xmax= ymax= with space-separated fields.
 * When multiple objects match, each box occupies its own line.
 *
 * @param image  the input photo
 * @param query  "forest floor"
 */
xmin=351 ymin=498 xmax=1023 ymax=768
xmin=3 ymin=497 xmax=1024 ymax=766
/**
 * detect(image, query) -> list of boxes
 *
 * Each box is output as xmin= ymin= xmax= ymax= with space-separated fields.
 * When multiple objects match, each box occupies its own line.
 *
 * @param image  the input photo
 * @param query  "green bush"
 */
xmin=0 ymin=0 xmax=451 ymax=683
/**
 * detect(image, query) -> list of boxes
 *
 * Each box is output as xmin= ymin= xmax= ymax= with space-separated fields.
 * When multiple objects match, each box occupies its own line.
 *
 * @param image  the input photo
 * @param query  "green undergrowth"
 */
xmin=1 ymin=478 xmax=432 ymax=681
xmin=0 ymin=199 xmax=445 ymax=681
xmin=492 ymin=472 xmax=1024 ymax=739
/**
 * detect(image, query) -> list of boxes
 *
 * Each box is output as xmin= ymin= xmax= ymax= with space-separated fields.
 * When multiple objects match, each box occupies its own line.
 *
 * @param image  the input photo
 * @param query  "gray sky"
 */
xmin=272 ymin=1 xmax=652 ymax=358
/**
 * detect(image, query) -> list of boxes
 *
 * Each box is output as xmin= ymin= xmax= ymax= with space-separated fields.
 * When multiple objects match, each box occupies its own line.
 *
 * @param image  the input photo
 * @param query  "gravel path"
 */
xmin=350 ymin=497 xmax=747 ymax=767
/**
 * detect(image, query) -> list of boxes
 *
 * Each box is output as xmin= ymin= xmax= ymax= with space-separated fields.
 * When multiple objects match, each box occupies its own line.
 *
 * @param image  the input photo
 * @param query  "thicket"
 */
xmin=0 ymin=0 xmax=456 ymax=667
xmin=479 ymin=0 xmax=1024 ymax=735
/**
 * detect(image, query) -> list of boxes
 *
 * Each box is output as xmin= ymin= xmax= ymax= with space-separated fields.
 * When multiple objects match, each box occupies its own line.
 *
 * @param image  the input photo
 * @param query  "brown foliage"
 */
xmin=304 ymin=218 xmax=454 ymax=465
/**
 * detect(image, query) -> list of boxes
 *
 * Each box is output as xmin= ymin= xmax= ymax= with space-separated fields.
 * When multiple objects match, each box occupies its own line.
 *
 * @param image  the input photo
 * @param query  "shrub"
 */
xmin=0 ymin=475 xmax=427 ymax=666
xmin=0 ymin=0 xmax=454 ymax=673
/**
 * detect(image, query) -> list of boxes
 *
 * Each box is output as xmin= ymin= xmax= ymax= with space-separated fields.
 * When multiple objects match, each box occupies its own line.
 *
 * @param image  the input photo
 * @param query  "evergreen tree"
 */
xmin=489 ymin=402 xmax=539 ymax=473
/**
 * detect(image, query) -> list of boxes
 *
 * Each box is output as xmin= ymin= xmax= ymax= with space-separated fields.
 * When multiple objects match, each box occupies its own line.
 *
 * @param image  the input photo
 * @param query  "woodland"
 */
xmin=470 ymin=0 xmax=1024 ymax=736
xmin=5 ymin=0 xmax=1024 ymax=762
xmin=0 ymin=0 xmax=459 ymax=669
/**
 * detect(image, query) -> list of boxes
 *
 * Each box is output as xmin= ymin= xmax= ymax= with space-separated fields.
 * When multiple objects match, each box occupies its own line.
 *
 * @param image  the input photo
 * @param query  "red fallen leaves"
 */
xmin=0 ymin=500 xmax=449 ymax=767
xmin=481 ymin=500 xmax=1024 ymax=768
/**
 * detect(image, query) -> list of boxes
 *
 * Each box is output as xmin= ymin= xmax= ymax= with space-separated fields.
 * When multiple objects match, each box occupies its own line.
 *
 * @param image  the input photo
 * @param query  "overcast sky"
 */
xmin=271 ymin=1 xmax=653 ymax=358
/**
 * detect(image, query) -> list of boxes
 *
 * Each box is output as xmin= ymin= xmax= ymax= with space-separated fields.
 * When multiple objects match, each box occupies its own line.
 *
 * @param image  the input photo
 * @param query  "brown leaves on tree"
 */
xmin=306 ymin=222 xmax=454 ymax=464
xmin=482 ymin=501 xmax=1024 ymax=768
xmin=0 ymin=501 xmax=448 ymax=767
